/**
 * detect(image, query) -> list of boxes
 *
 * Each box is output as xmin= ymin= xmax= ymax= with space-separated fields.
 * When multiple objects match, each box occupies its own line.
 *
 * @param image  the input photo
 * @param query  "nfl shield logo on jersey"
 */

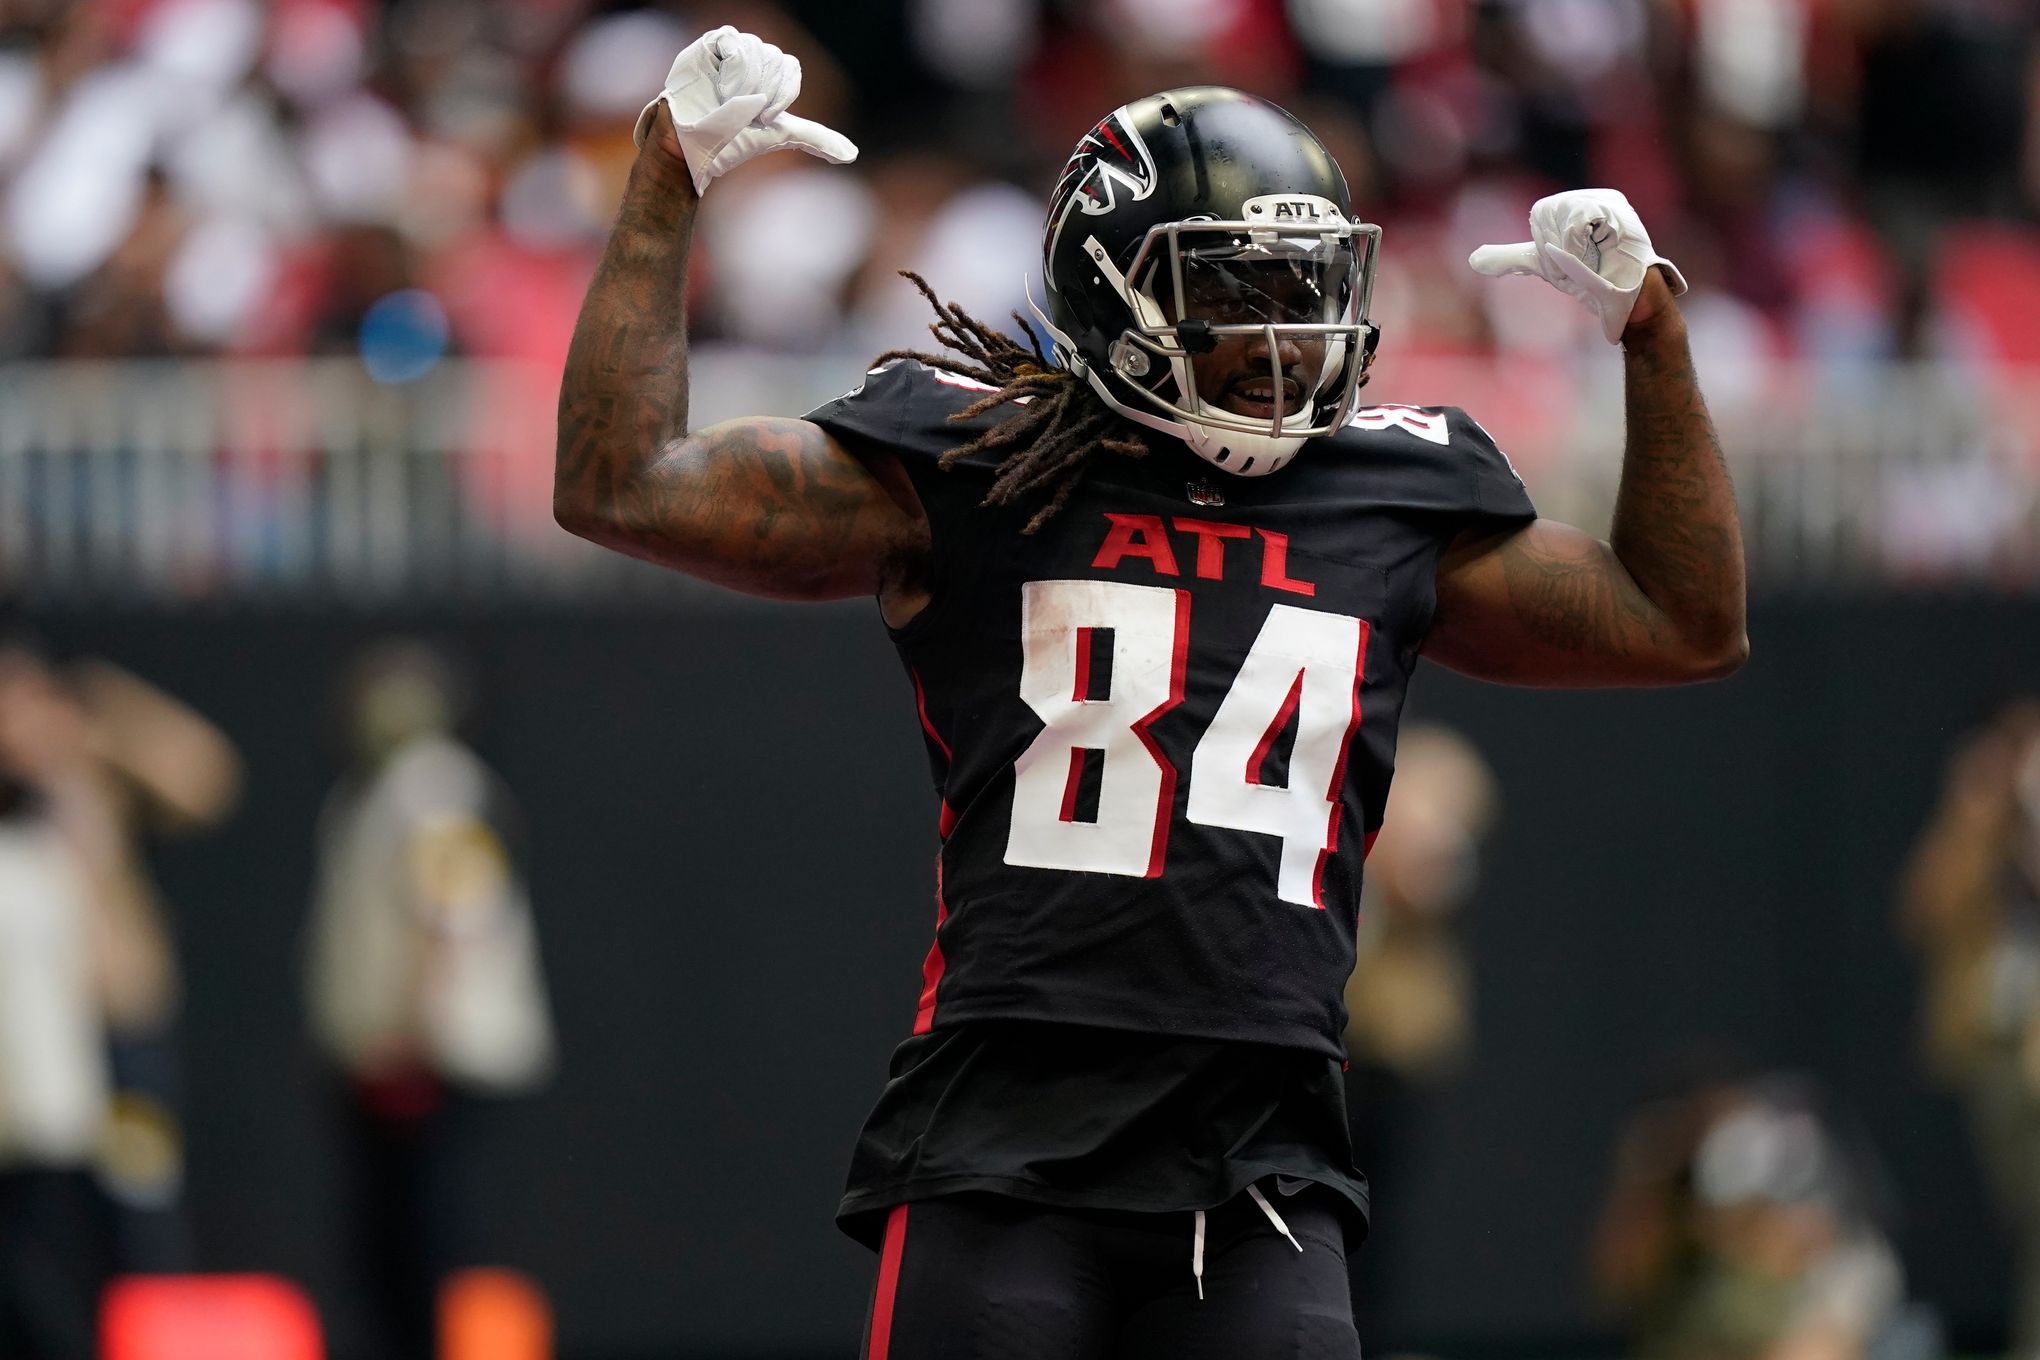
xmin=1186 ymin=479 xmax=1225 ymax=507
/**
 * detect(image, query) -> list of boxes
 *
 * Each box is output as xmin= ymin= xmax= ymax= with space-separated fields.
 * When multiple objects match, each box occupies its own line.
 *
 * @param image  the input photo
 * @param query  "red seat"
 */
xmin=101 ymin=1274 xmax=323 ymax=1360
xmin=1937 ymin=222 xmax=2040 ymax=366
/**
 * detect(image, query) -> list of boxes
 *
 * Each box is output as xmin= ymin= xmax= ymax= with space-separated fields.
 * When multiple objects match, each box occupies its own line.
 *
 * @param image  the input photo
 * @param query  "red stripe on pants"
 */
xmin=867 ymin=1203 xmax=910 ymax=1360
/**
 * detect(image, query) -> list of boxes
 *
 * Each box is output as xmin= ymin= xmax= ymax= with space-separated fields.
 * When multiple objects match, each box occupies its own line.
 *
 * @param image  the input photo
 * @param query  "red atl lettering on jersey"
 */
xmin=1171 ymin=517 xmax=1251 ymax=579
xmin=1256 ymin=529 xmax=1316 ymax=597
xmin=1092 ymin=513 xmax=1180 ymax=575
xmin=1091 ymin=514 xmax=1316 ymax=594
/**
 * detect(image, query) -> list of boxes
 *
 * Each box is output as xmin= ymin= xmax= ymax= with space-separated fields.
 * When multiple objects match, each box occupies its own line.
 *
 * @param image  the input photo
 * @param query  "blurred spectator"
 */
xmin=0 ymin=632 xmax=112 ymax=1358
xmin=62 ymin=655 xmax=240 ymax=1274
xmin=1592 ymin=1073 xmax=1926 ymax=1360
xmin=1839 ymin=0 xmax=2039 ymax=360
xmin=306 ymin=639 xmax=555 ymax=1360
xmin=0 ymin=620 xmax=239 ymax=1323
xmin=1341 ymin=724 xmax=1499 ymax=1339
xmin=1343 ymin=725 xmax=1498 ymax=1080
xmin=1899 ymin=697 xmax=2040 ymax=1355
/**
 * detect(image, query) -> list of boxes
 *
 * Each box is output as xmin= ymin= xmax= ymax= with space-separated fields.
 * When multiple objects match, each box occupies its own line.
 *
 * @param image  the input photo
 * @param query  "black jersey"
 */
xmin=834 ymin=1019 xmax=1365 ymax=1249
xmin=807 ymin=359 xmax=1534 ymax=1058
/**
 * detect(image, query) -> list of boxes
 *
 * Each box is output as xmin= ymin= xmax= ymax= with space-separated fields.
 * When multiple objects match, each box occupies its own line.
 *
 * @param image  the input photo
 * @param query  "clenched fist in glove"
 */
xmin=1469 ymin=189 xmax=1686 ymax=343
xmin=634 ymin=26 xmax=858 ymax=197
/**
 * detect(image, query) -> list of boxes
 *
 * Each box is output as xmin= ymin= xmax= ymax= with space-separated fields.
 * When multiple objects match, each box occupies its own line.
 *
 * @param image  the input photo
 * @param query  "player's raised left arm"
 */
xmin=1426 ymin=192 xmax=1747 ymax=687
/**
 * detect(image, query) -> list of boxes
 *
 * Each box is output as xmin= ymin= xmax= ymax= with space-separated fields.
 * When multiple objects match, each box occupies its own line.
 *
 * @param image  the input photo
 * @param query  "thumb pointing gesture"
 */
xmin=637 ymin=27 xmax=861 ymax=196
xmin=1468 ymin=189 xmax=1685 ymax=343
xmin=1467 ymin=242 xmax=1543 ymax=280
xmin=772 ymin=111 xmax=859 ymax=166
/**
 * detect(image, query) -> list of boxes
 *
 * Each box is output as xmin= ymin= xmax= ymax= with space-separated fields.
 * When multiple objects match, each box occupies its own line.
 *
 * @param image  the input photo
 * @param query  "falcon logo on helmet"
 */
xmin=1043 ymin=112 xmax=1158 ymax=286
xmin=1030 ymin=87 xmax=1384 ymax=479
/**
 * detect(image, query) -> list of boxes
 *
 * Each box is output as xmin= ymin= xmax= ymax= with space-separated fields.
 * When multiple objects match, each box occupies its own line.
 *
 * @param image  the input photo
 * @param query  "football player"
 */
xmin=554 ymin=27 xmax=1747 ymax=1360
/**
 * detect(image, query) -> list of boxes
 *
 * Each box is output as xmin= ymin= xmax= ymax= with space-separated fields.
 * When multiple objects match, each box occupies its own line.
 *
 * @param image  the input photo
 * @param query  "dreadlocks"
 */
xmin=872 ymin=272 xmax=1148 ymax=534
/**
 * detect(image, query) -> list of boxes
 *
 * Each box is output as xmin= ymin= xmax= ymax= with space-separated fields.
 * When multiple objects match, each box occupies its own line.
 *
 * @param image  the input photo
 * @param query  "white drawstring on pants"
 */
xmin=1192 ymin=1183 xmax=1304 ymax=1300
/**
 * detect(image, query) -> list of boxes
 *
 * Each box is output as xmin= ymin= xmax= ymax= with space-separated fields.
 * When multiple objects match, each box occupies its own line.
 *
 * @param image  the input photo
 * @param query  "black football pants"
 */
xmin=859 ymin=1184 xmax=1362 ymax=1360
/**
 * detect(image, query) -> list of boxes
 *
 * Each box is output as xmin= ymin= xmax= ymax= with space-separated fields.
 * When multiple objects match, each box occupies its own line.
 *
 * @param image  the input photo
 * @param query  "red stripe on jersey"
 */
xmin=1311 ymin=621 xmax=1371 ymax=909
xmin=1072 ymin=627 xmax=1095 ymax=701
xmin=1244 ymin=670 xmax=1305 ymax=787
xmin=867 ymin=1204 xmax=910 ymax=1360
xmin=937 ymin=800 xmax=959 ymax=839
xmin=1130 ymin=590 xmax=1192 ymax=878
xmin=912 ymin=859 xmax=948 ymax=1035
xmin=1057 ymin=747 xmax=1087 ymax=823
xmin=910 ymin=668 xmax=952 ymax=762
xmin=1363 ymin=828 xmax=1381 ymax=859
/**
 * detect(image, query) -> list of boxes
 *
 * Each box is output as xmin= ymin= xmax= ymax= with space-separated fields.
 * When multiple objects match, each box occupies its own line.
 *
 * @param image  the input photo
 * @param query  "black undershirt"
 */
xmin=837 ymin=1020 xmax=1371 ymax=1250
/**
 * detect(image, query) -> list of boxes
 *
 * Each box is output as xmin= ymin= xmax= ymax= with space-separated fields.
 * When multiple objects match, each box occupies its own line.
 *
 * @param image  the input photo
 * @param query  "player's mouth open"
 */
xmin=1221 ymin=376 xmax=1302 ymax=421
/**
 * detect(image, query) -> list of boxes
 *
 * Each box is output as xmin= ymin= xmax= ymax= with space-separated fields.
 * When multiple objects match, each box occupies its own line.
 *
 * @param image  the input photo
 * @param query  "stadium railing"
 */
xmin=0 ymin=353 xmax=2032 ymax=603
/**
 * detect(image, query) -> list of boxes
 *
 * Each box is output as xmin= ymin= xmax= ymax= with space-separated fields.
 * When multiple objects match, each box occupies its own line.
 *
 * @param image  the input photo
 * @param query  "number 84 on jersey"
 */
xmin=1006 ymin=579 xmax=1369 ymax=910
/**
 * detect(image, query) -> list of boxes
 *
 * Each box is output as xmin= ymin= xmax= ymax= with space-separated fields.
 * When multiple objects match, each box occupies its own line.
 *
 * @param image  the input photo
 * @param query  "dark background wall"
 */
xmin=31 ymin=596 xmax=2036 ymax=1359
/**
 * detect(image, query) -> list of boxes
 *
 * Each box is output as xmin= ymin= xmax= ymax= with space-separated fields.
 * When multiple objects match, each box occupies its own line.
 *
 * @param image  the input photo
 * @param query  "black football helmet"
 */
xmin=1033 ymin=87 xmax=1381 ymax=477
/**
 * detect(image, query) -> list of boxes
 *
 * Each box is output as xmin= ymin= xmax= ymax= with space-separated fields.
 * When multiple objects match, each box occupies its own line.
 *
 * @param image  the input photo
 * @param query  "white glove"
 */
xmin=633 ymin=25 xmax=859 ymax=197
xmin=1468 ymin=188 xmax=1687 ymax=343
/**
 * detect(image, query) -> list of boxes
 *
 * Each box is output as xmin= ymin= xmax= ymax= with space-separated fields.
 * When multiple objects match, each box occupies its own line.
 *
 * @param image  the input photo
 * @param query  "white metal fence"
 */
xmin=1 ymin=353 xmax=2034 ymax=603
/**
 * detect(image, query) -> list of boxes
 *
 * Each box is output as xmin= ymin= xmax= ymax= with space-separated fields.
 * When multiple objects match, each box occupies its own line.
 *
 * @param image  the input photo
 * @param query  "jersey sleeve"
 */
xmin=804 ymin=358 xmax=1016 ymax=632
xmin=804 ymin=357 xmax=921 ymax=453
xmin=803 ymin=358 xmax=1005 ymax=497
xmin=1339 ymin=403 xmax=1538 ymax=535
xmin=1443 ymin=407 xmax=1537 ymax=534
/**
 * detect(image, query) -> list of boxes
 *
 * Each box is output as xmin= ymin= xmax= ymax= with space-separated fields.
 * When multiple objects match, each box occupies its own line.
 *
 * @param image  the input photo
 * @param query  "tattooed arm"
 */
xmin=1425 ymin=270 xmax=1748 ymax=686
xmin=553 ymin=105 xmax=930 ymax=611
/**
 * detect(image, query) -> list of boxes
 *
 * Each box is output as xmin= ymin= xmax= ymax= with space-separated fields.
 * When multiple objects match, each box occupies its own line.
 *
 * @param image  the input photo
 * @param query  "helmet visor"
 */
xmin=1166 ymin=244 xmax=1357 ymax=328
xmin=1116 ymin=216 xmax=1379 ymax=441
xmin=1142 ymin=218 xmax=1371 ymax=322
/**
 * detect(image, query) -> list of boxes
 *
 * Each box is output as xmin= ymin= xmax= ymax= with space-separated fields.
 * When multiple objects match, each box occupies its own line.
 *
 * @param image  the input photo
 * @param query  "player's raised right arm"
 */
xmin=552 ymin=31 xmax=925 ymax=602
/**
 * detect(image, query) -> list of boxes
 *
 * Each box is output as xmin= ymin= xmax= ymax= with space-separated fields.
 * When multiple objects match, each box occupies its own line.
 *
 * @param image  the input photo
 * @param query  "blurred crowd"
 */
xmin=0 ymin=626 xmax=554 ymax=1359
xmin=0 ymin=0 xmax=2036 ymax=376
xmin=1352 ymin=722 xmax=1954 ymax=1360
xmin=0 ymin=0 xmax=2032 ymax=591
